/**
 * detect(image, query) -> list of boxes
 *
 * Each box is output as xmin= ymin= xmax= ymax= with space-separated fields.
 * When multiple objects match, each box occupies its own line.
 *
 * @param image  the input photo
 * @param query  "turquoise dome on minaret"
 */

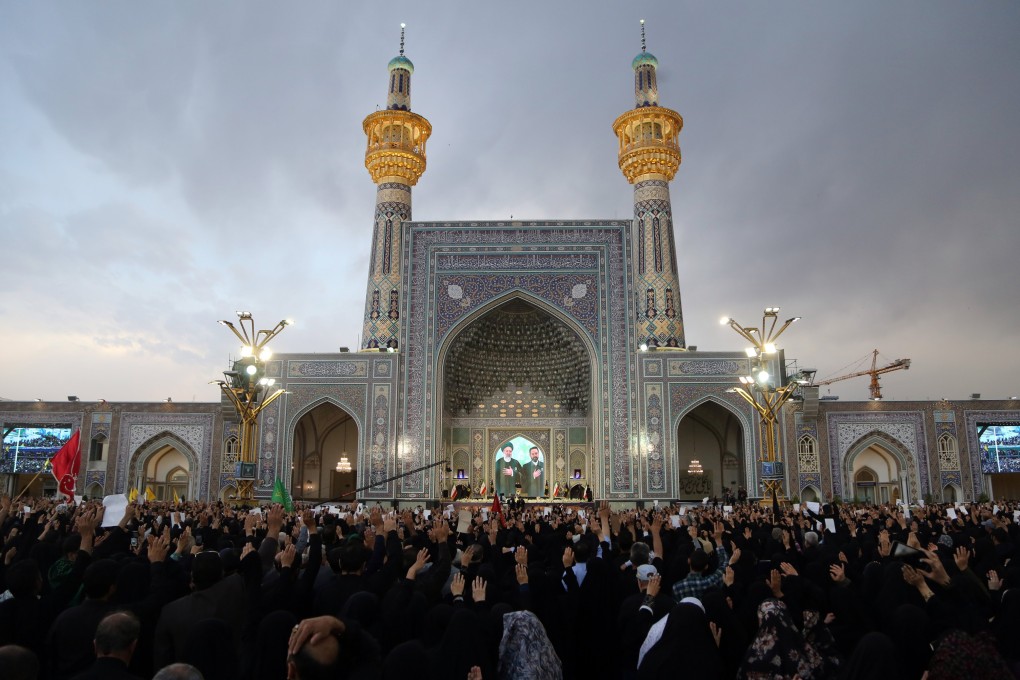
xmin=631 ymin=51 xmax=658 ymax=70
xmin=388 ymin=55 xmax=414 ymax=74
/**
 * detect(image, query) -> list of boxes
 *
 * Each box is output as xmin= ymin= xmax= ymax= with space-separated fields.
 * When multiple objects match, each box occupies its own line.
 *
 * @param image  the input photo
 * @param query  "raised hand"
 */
xmin=515 ymin=563 xmax=529 ymax=585
xmin=829 ymin=563 xmax=846 ymax=584
xmin=920 ymin=549 xmax=951 ymax=586
xmin=709 ymin=621 xmax=722 ymax=648
xmin=987 ymin=570 xmax=1002 ymax=591
xmin=280 ymin=543 xmax=298 ymax=569
xmin=780 ymin=561 xmax=798 ymax=577
xmin=646 ymin=572 xmax=661 ymax=597
xmin=148 ymin=530 xmax=171 ymax=563
xmin=471 ymin=576 xmax=487 ymax=602
xmin=407 ymin=547 xmax=431 ymax=579
xmin=953 ymin=546 xmax=970 ymax=572
xmin=451 ymin=572 xmax=466 ymax=597
xmin=901 ymin=564 xmax=925 ymax=588
xmin=768 ymin=569 xmax=784 ymax=598
xmin=562 ymin=546 xmax=574 ymax=569
xmin=267 ymin=504 xmax=285 ymax=536
xmin=288 ymin=616 xmax=345 ymax=657
xmin=723 ymin=566 xmax=735 ymax=587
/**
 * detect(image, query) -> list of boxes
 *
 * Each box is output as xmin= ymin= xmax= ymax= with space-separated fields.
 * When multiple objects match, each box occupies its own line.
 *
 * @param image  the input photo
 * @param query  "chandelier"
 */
xmin=335 ymin=454 xmax=352 ymax=473
xmin=687 ymin=459 xmax=704 ymax=476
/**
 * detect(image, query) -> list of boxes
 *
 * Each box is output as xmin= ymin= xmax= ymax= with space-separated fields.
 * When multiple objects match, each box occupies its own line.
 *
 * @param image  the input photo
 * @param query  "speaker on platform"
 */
xmin=391 ymin=500 xmax=399 ymax=509
xmin=636 ymin=500 xmax=645 ymax=509
xmin=441 ymin=489 xmax=449 ymax=499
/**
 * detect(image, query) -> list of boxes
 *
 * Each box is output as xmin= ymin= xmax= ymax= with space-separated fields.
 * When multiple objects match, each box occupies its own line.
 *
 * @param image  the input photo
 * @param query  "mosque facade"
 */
xmin=3 ymin=34 xmax=1019 ymax=505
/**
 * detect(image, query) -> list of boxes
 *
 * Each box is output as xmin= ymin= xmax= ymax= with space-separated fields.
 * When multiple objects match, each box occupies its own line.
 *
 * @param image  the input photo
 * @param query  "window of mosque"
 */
xmin=937 ymin=434 xmax=960 ymax=470
xmin=797 ymin=435 xmax=819 ymax=473
xmin=89 ymin=435 xmax=107 ymax=462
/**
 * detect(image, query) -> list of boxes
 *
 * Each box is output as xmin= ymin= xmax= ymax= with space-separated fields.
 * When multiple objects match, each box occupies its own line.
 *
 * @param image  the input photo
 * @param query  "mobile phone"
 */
xmin=891 ymin=541 xmax=924 ymax=566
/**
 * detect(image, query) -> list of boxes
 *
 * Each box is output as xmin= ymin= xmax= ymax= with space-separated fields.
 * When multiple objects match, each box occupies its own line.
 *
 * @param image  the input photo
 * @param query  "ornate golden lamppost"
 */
xmin=213 ymin=311 xmax=291 ymax=504
xmin=720 ymin=307 xmax=809 ymax=503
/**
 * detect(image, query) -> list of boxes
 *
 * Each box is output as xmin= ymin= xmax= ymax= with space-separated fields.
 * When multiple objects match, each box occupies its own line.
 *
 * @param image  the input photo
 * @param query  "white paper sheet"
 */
xmin=101 ymin=494 xmax=128 ymax=527
xmin=946 ymin=508 xmax=958 ymax=520
xmin=670 ymin=515 xmax=682 ymax=528
xmin=824 ymin=518 xmax=836 ymax=533
xmin=806 ymin=501 xmax=821 ymax=514
xmin=456 ymin=510 xmax=472 ymax=534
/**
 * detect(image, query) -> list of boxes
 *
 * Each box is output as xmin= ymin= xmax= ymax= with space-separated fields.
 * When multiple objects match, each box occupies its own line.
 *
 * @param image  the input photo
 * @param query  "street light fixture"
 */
xmin=721 ymin=307 xmax=805 ymax=504
xmin=214 ymin=311 xmax=292 ymax=504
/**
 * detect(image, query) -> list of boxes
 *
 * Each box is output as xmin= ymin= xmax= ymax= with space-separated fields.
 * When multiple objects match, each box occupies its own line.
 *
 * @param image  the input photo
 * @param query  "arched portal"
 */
xmin=292 ymin=403 xmax=358 ymax=502
xmin=676 ymin=401 xmax=746 ymax=500
xmin=439 ymin=297 xmax=594 ymax=496
xmin=849 ymin=443 xmax=902 ymax=504
xmin=142 ymin=447 xmax=190 ymax=501
xmin=129 ymin=433 xmax=199 ymax=501
xmin=801 ymin=485 xmax=820 ymax=502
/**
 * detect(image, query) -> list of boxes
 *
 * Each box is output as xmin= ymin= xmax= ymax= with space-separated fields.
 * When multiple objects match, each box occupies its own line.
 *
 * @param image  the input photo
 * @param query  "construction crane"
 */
xmin=816 ymin=349 xmax=911 ymax=400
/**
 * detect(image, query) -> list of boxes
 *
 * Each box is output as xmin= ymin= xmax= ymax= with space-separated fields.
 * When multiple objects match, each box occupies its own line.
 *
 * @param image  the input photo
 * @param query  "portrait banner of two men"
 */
xmin=494 ymin=441 xmax=546 ymax=497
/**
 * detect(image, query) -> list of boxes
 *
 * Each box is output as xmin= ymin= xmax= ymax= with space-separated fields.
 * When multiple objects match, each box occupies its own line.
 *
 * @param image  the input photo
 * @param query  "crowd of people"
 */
xmin=1 ymin=491 xmax=1019 ymax=679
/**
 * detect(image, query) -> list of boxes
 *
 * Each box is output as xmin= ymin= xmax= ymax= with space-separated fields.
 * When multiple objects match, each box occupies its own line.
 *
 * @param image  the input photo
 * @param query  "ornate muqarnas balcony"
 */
xmin=612 ymin=106 xmax=683 ymax=183
xmin=363 ymin=109 xmax=432 ymax=185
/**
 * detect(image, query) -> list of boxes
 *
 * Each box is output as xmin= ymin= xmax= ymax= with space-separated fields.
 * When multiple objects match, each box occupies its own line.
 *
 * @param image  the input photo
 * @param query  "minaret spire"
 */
xmin=360 ymin=26 xmax=432 ymax=350
xmin=613 ymin=20 xmax=686 ymax=349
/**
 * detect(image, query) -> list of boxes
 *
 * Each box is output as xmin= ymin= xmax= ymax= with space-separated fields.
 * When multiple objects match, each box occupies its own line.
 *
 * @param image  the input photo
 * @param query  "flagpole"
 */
xmin=12 ymin=468 xmax=47 ymax=503
xmin=318 ymin=458 xmax=450 ymax=505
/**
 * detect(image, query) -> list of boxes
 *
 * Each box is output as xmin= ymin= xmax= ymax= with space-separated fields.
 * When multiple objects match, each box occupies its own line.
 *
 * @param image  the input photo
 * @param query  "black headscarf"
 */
xmin=839 ymin=632 xmax=899 ymax=680
xmin=637 ymin=599 xmax=721 ymax=680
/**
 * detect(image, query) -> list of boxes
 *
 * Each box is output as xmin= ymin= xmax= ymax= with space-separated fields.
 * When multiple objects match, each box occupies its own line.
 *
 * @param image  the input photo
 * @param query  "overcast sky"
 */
xmin=1 ymin=1 xmax=1018 ymax=404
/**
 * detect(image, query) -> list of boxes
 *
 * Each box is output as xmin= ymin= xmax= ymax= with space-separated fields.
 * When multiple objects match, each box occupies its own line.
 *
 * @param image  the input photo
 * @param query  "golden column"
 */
xmin=214 ymin=312 xmax=291 ymax=504
xmin=613 ymin=20 xmax=686 ymax=349
xmin=721 ymin=308 xmax=808 ymax=503
xmin=360 ymin=24 xmax=432 ymax=351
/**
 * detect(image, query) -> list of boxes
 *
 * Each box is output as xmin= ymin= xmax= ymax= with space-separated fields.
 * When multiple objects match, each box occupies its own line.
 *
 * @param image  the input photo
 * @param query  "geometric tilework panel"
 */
xmin=402 ymin=222 xmax=634 ymax=498
xmin=826 ymin=412 xmax=928 ymax=501
xmin=114 ymin=413 xmax=214 ymax=498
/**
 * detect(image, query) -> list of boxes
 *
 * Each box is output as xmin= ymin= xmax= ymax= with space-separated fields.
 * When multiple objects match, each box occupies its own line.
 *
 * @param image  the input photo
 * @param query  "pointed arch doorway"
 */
xmin=291 ymin=403 xmax=358 ymax=502
xmin=438 ymin=297 xmax=595 ymax=498
xmin=676 ymin=401 xmax=746 ymax=500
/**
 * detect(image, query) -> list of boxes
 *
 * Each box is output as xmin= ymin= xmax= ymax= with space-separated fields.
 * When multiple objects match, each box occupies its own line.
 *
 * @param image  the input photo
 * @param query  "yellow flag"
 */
xmin=173 ymin=489 xmax=180 ymax=504
xmin=128 ymin=487 xmax=138 ymax=502
xmin=145 ymin=486 xmax=156 ymax=501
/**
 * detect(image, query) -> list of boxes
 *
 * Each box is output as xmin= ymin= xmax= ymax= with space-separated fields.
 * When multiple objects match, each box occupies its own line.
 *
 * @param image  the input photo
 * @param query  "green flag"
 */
xmin=271 ymin=478 xmax=294 ymax=512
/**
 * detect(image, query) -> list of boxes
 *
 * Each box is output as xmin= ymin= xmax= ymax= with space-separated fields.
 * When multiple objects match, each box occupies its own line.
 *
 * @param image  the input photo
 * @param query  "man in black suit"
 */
xmin=69 ymin=611 xmax=142 ymax=680
xmin=521 ymin=446 xmax=545 ymax=498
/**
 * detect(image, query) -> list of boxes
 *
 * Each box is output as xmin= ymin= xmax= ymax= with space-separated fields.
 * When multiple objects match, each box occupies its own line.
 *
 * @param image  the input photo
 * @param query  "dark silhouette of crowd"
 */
xmin=1 ymin=492 xmax=1019 ymax=679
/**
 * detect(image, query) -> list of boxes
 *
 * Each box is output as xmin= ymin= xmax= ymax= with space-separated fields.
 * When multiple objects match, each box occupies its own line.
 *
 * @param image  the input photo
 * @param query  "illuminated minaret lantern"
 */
xmin=613 ymin=20 xmax=686 ymax=349
xmin=361 ymin=23 xmax=432 ymax=350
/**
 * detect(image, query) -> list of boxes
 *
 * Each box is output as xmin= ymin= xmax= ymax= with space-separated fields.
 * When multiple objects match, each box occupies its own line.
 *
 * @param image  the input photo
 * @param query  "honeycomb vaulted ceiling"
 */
xmin=444 ymin=300 xmax=591 ymax=417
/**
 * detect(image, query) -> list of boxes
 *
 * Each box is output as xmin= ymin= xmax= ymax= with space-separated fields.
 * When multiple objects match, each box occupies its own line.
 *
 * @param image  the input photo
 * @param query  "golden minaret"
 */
xmin=613 ymin=20 xmax=686 ymax=349
xmin=360 ymin=24 xmax=432 ymax=350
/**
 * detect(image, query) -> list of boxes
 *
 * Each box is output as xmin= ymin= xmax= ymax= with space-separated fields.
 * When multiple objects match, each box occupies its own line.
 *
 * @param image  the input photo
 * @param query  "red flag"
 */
xmin=450 ymin=486 xmax=459 ymax=501
xmin=552 ymin=483 xmax=561 ymax=498
xmin=491 ymin=493 xmax=506 ymax=528
xmin=50 ymin=430 xmax=81 ymax=500
xmin=479 ymin=481 xmax=487 ymax=497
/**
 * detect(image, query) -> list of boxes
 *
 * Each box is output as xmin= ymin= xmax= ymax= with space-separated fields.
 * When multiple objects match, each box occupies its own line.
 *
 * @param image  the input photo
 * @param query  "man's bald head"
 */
xmin=288 ymin=633 xmax=341 ymax=680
